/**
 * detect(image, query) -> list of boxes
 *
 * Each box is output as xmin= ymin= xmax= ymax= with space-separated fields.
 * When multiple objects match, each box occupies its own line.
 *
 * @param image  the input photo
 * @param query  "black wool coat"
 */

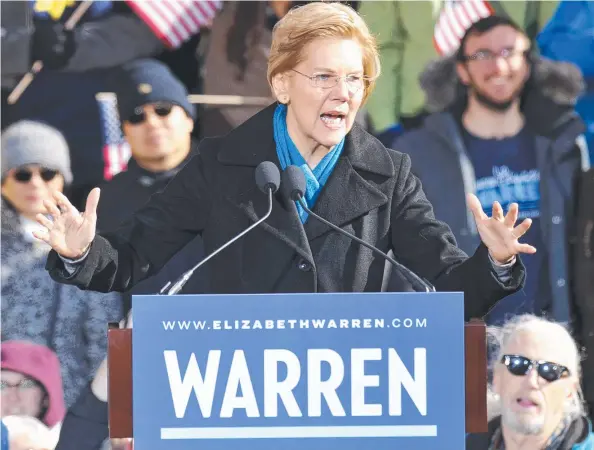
xmin=46 ymin=105 xmax=525 ymax=320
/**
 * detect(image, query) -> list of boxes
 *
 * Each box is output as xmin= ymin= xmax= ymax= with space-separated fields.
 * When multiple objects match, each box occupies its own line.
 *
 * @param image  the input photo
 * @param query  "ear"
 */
xmin=456 ymin=62 xmax=471 ymax=86
xmin=271 ymin=72 xmax=290 ymax=102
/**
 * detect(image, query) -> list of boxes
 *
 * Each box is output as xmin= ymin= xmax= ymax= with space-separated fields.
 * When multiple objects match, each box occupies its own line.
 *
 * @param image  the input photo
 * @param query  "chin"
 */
xmin=316 ymin=130 xmax=348 ymax=148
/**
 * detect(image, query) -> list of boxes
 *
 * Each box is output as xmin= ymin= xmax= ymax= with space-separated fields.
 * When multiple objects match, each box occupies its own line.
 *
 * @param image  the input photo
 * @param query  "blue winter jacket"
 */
xmin=538 ymin=0 xmax=594 ymax=160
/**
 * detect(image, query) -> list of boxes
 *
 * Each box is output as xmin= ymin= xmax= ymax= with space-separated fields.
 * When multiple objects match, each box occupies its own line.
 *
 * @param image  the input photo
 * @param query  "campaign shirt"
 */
xmin=463 ymin=127 xmax=547 ymax=324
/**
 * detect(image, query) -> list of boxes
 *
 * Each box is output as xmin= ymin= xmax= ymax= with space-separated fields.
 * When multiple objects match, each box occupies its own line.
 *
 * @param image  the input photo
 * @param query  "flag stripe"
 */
xmin=433 ymin=0 xmax=494 ymax=56
xmin=96 ymin=93 xmax=130 ymax=181
xmin=166 ymin=0 xmax=196 ymax=36
xmin=125 ymin=0 xmax=221 ymax=49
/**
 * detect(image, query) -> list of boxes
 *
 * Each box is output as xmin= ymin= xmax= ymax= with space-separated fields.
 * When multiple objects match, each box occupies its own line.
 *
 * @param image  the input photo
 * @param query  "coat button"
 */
xmin=297 ymin=259 xmax=312 ymax=272
xmin=557 ymin=278 xmax=566 ymax=288
xmin=552 ymin=216 xmax=562 ymax=225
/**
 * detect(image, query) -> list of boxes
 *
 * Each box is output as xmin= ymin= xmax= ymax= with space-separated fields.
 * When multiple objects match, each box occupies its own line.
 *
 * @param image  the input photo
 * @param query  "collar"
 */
xmin=127 ymin=140 xmax=198 ymax=187
xmin=488 ymin=416 xmax=590 ymax=450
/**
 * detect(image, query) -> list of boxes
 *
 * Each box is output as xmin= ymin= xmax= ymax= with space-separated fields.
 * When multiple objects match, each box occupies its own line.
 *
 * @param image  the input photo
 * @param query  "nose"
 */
xmin=2 ymin=388 xmax=19 ymax=404
xmin=494 ymin=56 xmax=510 ymax=74
xmin=522 ymin=366 xmax=541 ymax=388
xmin=28 ymin=172 xmax=46 ymax=188
xmin=331 ymin=77 xmax=351 ymax=101
xmin=143 ymin=109 xmax=162 ymax=127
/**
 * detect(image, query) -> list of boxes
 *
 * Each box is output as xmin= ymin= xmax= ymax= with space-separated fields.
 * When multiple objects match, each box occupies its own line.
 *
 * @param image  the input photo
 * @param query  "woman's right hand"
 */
xmin=33 ymin=187 xmax=100 ymax=259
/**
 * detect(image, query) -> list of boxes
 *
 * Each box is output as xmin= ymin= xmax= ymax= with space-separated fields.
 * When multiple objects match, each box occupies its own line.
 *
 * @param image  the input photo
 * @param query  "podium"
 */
xmin=108 ymin=292 xmax=488 ymax=448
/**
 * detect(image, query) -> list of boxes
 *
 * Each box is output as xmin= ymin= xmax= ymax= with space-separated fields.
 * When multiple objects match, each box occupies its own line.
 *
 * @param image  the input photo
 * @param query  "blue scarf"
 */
xmin=273 ymin=104 xmax=344 ymax=223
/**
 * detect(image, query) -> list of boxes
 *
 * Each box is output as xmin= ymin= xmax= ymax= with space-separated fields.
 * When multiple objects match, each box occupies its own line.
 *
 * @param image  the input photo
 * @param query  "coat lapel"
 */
xmin=217 ymin=105 xmax=316 ymax=270
xmin=305 ymin=124 xmax=394 ymax=241
xmin=216 ymin=107 xmax=395 ymax=260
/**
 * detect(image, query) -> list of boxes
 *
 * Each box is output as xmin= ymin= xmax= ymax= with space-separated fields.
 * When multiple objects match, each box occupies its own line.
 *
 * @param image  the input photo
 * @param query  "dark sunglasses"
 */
xmin=13 ymin=167 xmax=59 ymax=183
xmin=128 ymin=102 xmax=174 ymax=125
xmin=501 ymin=354 xmax=570 ymax=382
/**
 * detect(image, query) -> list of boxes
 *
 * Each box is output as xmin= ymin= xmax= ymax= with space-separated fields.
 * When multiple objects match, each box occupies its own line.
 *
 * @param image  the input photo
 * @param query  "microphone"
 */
xmin=159 ymin=161 xmax=281 ymax=295
xmin=281 ymin=165 xmax=436 ymax=293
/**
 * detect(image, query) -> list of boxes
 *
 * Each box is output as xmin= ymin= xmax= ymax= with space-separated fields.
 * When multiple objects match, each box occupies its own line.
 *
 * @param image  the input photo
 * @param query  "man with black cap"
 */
xmin=96 ymin=58 xmax=206 ymax=312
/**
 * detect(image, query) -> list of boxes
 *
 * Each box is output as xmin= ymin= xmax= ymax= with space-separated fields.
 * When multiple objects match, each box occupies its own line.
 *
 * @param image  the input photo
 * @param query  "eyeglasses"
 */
xmin=501 ymin=354 xmax=570 ymax=383
xmin=291 ymin=69 xmax=371 ymax=93
xmin=13 ymin=167 xmax=59 ymax=183
xmin=461 ymin=48 xmax=528 ymax=63
xmin=0 ymin=378 xmax=38 ymax=392
xmin=128 ymin=102 xmax=174 ymax=125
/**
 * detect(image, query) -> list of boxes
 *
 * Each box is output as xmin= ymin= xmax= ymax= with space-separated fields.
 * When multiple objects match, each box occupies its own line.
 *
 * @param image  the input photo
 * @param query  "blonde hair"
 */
xmin=486 ymin=314 xmax=586 ymax=421
xmin=267 ymin=2 xmax=380 ymax=102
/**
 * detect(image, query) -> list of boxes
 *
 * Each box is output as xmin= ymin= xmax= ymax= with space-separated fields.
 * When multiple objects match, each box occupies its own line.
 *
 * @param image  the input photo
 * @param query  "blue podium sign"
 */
xmin=132 ymin=292 xmax=465 ymax=449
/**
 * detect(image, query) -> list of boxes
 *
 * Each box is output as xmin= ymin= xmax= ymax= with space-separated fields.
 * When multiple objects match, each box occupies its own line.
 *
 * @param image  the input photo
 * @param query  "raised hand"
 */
xmin=467 ymin=193 xmax=537 ymax=264
xmin=33 ymin=187 xmax=100 ymax=259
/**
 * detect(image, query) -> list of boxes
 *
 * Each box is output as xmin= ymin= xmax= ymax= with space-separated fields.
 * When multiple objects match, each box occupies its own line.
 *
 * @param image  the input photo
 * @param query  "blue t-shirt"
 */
xmin=463 ymin=127 xmax=547 ymax=324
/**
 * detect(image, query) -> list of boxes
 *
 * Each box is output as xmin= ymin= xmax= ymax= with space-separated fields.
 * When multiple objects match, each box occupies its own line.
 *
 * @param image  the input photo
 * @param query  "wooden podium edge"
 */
xmin=465 ymin=320 xmax=488 ymax=433
xmin=107 ymin=324 xmax=133 ymax=438
xmin=107 ymin=321 xmax=488 ymax=438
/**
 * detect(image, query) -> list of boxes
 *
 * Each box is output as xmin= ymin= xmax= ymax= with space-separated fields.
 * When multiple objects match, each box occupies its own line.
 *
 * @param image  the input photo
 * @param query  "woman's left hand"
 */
xmin=467 ymin=193 xmax=537 ymax=264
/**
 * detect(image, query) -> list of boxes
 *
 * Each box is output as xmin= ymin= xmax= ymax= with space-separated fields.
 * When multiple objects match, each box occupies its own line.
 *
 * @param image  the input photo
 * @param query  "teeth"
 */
xmin=321 ymin=115 xmax=343 ymax=125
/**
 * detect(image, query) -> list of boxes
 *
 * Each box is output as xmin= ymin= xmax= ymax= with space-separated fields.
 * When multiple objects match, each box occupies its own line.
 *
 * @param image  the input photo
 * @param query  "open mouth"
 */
xmin=320 ymin=111 xmax=346 ymax=128
xmin=516 ymin=397 xmax=539 ymax=409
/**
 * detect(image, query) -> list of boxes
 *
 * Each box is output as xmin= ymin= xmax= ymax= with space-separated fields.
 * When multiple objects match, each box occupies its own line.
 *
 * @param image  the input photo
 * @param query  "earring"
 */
xmin=279 ymin=95 xmax=289 ymax=104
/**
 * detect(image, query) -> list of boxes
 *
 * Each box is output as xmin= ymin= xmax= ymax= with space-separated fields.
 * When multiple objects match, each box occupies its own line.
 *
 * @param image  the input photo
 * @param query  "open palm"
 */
xmin=467 ymin=193 xmax=537 ymax=264
xmin=34 ymin=188 xmax=101 ymax=259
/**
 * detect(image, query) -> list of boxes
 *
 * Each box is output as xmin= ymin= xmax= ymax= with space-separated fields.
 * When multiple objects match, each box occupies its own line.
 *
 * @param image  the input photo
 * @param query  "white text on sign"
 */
xmin=164 ymin=348 xmax=427 ymax=420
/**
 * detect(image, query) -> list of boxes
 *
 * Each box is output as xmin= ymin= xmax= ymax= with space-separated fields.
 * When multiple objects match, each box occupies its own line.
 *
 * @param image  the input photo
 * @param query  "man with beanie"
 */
xmin=96 ymin=59 xmax=207 ymax=312
xmin=1 ymin=120 xmax=123 ymax=408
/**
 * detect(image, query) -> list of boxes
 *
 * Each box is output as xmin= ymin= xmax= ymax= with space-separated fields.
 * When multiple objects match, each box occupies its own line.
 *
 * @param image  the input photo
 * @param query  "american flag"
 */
xmin=96 ymin=93 xmax=131 ymax=181
xmin=125 ymin=0 xmax=222 ymax=49
xmin=433 ymin=0 xmax=494 ymax=56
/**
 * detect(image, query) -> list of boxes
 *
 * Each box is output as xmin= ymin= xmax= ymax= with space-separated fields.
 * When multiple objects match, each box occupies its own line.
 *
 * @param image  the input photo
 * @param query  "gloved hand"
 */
xmin=31 ymin=19 xmax=76 ymax=70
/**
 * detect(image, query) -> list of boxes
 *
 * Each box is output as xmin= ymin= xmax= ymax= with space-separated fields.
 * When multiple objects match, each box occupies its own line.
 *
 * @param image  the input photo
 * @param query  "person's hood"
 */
xmin=419 ymin=55 xmax=585 ymax=134
xmin=0 ymin=341 xmax=66 ymax=427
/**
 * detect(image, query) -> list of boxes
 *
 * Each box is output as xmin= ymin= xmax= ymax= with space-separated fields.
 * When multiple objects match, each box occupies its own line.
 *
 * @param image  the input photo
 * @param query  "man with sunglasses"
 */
xmin=1 ymin=120 xmax=123 ymax=408
xmin=467 ymin=314 xmax=594 ymax=449
xmin=94 ymin=59 xmax=206 ymax=313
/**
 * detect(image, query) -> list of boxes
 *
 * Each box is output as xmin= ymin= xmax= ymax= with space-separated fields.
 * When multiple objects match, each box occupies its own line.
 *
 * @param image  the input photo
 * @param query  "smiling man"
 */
xmin=394 ymin=15 xmax=590 ymax=326
xmin=467 ymin=314 xmax=594 ymax=450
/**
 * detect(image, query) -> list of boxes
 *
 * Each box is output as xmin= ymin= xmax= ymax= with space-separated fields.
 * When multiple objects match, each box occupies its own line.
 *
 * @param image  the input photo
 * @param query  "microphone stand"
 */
xmin=159 ymin=188 xmax=274 ymax=295
xmin=296 ymin=197 xmax=436 ymax=293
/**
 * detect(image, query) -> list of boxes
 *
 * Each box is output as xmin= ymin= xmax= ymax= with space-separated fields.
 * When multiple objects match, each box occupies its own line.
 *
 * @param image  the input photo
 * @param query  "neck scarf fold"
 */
xmin=273 ymin=104 xmax=344 ymax=223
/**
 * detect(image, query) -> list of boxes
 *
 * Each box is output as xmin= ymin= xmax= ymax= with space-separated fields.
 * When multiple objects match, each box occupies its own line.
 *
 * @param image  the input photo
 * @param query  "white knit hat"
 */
xmin=1 ymin=120 xmax=73 ymax=184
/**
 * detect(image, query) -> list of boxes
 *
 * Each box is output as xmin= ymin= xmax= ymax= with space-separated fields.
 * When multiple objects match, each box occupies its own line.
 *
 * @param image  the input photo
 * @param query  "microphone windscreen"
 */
xmin=281 ymin=165 xmax=306 ymax=201
xmin=255 ymin=161 xmax=281 ymax=194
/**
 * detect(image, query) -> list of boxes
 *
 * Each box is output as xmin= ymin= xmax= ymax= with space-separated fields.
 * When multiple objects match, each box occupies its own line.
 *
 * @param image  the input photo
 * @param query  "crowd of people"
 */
xmin=1 ymin=1 xmax=593 ymax=449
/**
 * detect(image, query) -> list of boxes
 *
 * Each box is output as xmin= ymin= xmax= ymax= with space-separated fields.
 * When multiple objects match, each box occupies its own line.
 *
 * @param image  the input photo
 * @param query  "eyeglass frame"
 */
xmin=458 ymin=47 xmax=530 ymax=63
xmin=500 ymin=354 xmax=571 ymax=383
xmin=0 ymin=377 xmax=39 ymax=392
xmin=290 ymin=69 xmax=372 ymax=93
xmin=12 ymin=167 xmax=59 ymax=183
xmin=127 ymin=101 xmax=176 ymax=125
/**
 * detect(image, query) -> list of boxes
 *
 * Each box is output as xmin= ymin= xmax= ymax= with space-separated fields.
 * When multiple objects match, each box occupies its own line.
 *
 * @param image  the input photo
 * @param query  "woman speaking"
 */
xmin=37 ymin=2 xmax=534 ymax=320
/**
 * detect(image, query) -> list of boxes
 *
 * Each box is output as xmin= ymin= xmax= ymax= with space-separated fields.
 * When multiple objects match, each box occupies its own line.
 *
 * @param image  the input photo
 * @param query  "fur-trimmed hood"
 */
xmin=420 ymin=55 xmax=585 ymax=114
